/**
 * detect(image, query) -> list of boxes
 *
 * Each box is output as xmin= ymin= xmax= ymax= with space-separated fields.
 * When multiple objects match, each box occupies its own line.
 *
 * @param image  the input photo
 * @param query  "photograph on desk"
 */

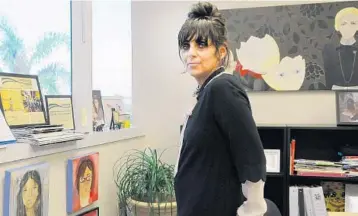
xmin=336 ymin=90 xmax=358 ymax=125
xmin=67 ymin=152 xmax=99 ymax=213
xmin=3 ymin=162 xmax=50 ymax=216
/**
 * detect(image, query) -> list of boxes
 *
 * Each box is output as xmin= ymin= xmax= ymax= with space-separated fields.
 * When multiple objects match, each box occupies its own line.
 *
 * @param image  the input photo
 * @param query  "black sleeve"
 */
xmin=211 ymin=77 xmax=266 ymax=183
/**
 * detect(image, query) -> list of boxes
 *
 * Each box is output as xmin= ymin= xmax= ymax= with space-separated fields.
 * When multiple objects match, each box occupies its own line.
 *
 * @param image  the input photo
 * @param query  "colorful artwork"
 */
xmin=0 ymin=73 xmax=46 ymax=127
xmin=221 ymin=1 xmax=358 ymax=91
xmin=3 ymin=162 xmax=50 ymax=216
xmin=321 ymin=181 xmax=345 ymax=212
xmin=67 ymin=152 xmax=99 ymax=213
xmin=78 ymin=207 xmax=99 ymax=216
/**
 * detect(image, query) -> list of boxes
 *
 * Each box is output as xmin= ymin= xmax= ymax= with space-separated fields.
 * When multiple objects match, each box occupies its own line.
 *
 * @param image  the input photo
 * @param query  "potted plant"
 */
xmin=113 ymin=148 xmax=177 ymax=216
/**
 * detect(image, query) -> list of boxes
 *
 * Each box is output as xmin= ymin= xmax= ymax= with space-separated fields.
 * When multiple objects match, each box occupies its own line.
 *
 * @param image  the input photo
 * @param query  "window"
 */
xmin=0 ymin=0 xmax=72 ymax=95
xmin=92 ymin=0 xmax=132 ymax=115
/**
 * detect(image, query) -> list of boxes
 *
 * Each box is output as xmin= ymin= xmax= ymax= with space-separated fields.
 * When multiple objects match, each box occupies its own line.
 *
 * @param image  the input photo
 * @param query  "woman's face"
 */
xmin=22 ymin=177 xmax=39 ymax=209
xmin=79 ymin=167 xmax=93 ymax=199
xmin=181 ymin=39 xmax=225 ymax=82
xmin=94 ymin=99 xmax=99 ymax=108
xmin=338 ymin=13 xmax=358 ymax=39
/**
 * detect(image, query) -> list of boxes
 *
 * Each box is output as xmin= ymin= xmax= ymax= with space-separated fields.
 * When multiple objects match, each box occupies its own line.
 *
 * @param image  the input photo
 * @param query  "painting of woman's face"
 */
xmin=337 ymin=13 xmax=358 ymax=39
xmin=22 ymin=177 xmax=39 ymax=209
xmin=79 ymin=166 xmax=93 ymax=200
xmin=67 ymin=152 xmax=99 ymax=213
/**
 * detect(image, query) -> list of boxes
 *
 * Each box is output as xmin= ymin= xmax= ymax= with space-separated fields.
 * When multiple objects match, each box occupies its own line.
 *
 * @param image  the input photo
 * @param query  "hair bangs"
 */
xmin=178 ymin=19 xmax=218 ymax=49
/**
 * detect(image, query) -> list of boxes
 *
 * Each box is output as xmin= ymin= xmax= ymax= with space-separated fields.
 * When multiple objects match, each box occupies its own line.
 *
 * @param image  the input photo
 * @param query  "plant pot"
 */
xmin=126 ymin=198 xmax=177 ymax=216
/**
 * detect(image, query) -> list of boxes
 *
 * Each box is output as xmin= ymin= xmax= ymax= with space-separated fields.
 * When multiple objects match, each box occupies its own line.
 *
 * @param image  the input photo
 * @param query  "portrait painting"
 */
xmin=3 ymin=162 xmax=50 ymax=216
xmin=220 ymin=1 xmax=358 ymax=91
xmin=77 ymin=207 xmax=99 ymax=216
xmin=92 ymin=90 xmax=105 ymax=131
xmin=336 ymin=90 xmax=358 ymax=125
xmin=66 ymin=152 xmax=99 ymax=213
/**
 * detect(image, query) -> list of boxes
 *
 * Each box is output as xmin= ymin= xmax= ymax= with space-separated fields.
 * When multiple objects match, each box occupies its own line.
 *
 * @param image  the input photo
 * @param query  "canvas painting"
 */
xmin=67 ymin=152 xmax=99 ymax=213
xmin=221 ymin=1 xmax=358 ymax=91
xmin=78 ymin=207 xmax=99 ymax=216
xmin=3 ymin=162 xmax=50 ymax=216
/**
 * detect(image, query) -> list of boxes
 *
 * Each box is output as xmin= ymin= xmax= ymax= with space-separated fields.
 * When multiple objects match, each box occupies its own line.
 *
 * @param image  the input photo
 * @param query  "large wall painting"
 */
xmin=221 ymin=2 xmax=358 ymax=91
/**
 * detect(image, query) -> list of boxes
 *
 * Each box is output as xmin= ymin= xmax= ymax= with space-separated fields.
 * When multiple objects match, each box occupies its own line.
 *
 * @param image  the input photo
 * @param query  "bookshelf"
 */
xmin=257 ymin=125 xmax=288 ymax=216
xmin=180 ymin=125 xmax=358 ymax=216
xmin=258 ymin=125 xmax=358 ymax=216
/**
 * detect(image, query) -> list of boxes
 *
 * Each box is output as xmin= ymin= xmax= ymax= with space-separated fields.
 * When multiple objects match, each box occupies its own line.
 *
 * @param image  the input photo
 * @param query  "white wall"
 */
xmin=0 ymin=1 xmax=344 ymax=216
xmin=132 ymin=0 xmax=339 ymax=167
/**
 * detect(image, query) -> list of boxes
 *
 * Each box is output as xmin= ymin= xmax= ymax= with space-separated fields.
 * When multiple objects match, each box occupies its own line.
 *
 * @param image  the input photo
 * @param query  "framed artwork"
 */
xmin=0 ymin=72 xmax=47 ymax=127
xmin=92 ymin=90 xmax=105 ymax=131
xmin=264 ymin=149 xmax=281 ymax=173
xmin=335 ymin=90 xmax=358 ymax=125
xmin=45 ymin=95 xmax=75 ymax=129
xmin=220 ymin=2 xmax=358 ymax=91
xmin=3 ymin=162 xmax=50 ymax=216
xmin=67 ymin=152 xmax=99 ymax=213
xmin=77 ymin=207 xmax=99 ymax=216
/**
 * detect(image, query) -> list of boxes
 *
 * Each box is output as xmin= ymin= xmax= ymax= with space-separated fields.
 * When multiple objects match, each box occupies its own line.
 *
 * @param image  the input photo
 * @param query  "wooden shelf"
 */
xmin=290 ymin=175 xmax=358 ymax=183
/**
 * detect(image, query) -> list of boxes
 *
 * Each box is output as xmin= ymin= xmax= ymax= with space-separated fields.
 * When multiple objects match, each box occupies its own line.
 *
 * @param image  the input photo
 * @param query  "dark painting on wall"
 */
xmin=220 ymin=2 xmax=358 ymax=91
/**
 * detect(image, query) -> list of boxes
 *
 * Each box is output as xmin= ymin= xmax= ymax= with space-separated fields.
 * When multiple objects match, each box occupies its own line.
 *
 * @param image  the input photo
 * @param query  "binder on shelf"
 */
xmin=0 ymin=110 xmax=15 ymax=146
xmin=289 ymin=186 xmax=328 ymax=216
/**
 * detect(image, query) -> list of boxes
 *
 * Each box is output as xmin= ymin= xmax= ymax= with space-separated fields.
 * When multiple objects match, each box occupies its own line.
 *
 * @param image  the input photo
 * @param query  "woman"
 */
xmin=174 ymin=2 xmax=267 ymax=216
xmin=323 ymin=7 xmax=358 ymax=90
xmin=17 ymin=170 xmax=43 ymax=216
xmin=76 ymin=157 xmax=95 ymax=209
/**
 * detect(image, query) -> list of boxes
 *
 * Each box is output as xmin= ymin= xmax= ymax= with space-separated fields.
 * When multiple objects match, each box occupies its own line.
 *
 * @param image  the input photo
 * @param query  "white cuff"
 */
xmin=237 ymin=180 xmax=267 ymax=216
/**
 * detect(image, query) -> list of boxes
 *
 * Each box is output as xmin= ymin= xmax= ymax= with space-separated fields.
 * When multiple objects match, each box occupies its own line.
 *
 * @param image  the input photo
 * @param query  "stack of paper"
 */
xmin=0 ymin=110 xmax=15 ymax=145
xmin=12 ymin=129 xmax=85 ymax=146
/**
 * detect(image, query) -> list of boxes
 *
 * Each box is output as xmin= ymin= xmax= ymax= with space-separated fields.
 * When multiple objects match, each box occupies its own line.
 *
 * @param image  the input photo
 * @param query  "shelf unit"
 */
xmin=258 ymin=125 xmax=358 ymax=216
xmin=180 ymin=124 xmax=358 ymax=216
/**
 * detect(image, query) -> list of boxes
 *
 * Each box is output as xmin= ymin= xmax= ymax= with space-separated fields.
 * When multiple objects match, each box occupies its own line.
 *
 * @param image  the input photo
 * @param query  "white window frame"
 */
xmin=0 ymin=1 xmax=143 ymax=164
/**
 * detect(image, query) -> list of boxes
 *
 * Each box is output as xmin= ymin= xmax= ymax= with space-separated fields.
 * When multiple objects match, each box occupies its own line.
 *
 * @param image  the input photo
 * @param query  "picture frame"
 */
xmin=92 ymin=90 xmax=105 ymax=131
xmin=67 ymin=152 xmax=99 ymax=213
xmin=45 ymin=95 xmax=75 ymax=130
xmin=264 ymin=149 xmax=281 ymax=173
xmin=77 ymin=207 xmax=99 ymax=216
xmin=0 ymin=72 xmax=47 ymax=128
xmin=335 ymin=90 xmax=358 ymax=126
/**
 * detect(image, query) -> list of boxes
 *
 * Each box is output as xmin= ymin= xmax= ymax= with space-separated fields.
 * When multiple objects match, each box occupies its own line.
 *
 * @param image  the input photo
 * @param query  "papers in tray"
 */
xmin=12 ymin=129 xmax=85 ymax=146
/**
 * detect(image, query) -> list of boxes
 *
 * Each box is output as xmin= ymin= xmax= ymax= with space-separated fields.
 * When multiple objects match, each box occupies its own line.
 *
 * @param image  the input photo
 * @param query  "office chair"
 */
xmin=264 ymin=199 xmax=282 ymax=216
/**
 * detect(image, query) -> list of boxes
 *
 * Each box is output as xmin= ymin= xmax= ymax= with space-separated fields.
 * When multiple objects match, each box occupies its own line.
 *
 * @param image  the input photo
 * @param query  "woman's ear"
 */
xmin=219 ymin=43 xmax=228 ymax=60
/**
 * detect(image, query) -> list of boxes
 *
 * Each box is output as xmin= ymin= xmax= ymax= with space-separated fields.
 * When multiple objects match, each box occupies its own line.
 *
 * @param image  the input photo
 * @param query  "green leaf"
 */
xmin=37 ymin=63 xmax=70 ymax=95
xmin=0 ymin=17 xmax=25 ymax=72
xmin=30 ymin=32 xmax=70 ymax=65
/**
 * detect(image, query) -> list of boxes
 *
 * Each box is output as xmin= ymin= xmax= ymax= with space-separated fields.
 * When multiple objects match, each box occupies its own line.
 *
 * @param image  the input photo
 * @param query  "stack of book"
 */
xmin=294 ymin=159 xmax=345 ymax=177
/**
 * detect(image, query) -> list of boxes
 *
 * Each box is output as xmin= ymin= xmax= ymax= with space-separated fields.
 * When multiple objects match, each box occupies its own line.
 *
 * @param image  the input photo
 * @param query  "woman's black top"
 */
xmin=174 ymin=68 xmax=267 ymax=216
xmin=322 ymin=42 xmax=358 ymax=89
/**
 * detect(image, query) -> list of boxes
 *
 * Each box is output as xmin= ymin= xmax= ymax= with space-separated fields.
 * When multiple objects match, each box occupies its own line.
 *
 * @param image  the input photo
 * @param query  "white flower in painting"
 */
xmin=236 ymin=34 xmax=280 ymax=75
xmin=262 ymin=55 xmax=306 ymax=91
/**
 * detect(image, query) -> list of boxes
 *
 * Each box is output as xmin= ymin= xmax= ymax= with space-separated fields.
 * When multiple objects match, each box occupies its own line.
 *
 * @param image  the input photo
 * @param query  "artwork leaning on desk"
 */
xmin=3 ymin=162 xmax=50 ymax=216
xmin=221 ymin=1 xmax=358 ymax=91
xmin=66 ymin=152 xmax=99 ymax=214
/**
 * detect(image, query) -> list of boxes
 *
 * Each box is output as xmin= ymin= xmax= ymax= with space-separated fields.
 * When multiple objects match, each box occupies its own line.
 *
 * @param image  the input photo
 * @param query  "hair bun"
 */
xmin=188 ymin=2 xmax=222 ymax=20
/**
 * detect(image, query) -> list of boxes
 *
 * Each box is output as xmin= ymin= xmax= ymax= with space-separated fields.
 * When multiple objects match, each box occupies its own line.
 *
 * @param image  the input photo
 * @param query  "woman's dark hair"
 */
xmin=16 ymin=170 xmax=43 ymax=216
xmin=178 ymin=2 xmax=230 ymax=68
xmin=76 ymin=157 xmax=95 ymax=193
